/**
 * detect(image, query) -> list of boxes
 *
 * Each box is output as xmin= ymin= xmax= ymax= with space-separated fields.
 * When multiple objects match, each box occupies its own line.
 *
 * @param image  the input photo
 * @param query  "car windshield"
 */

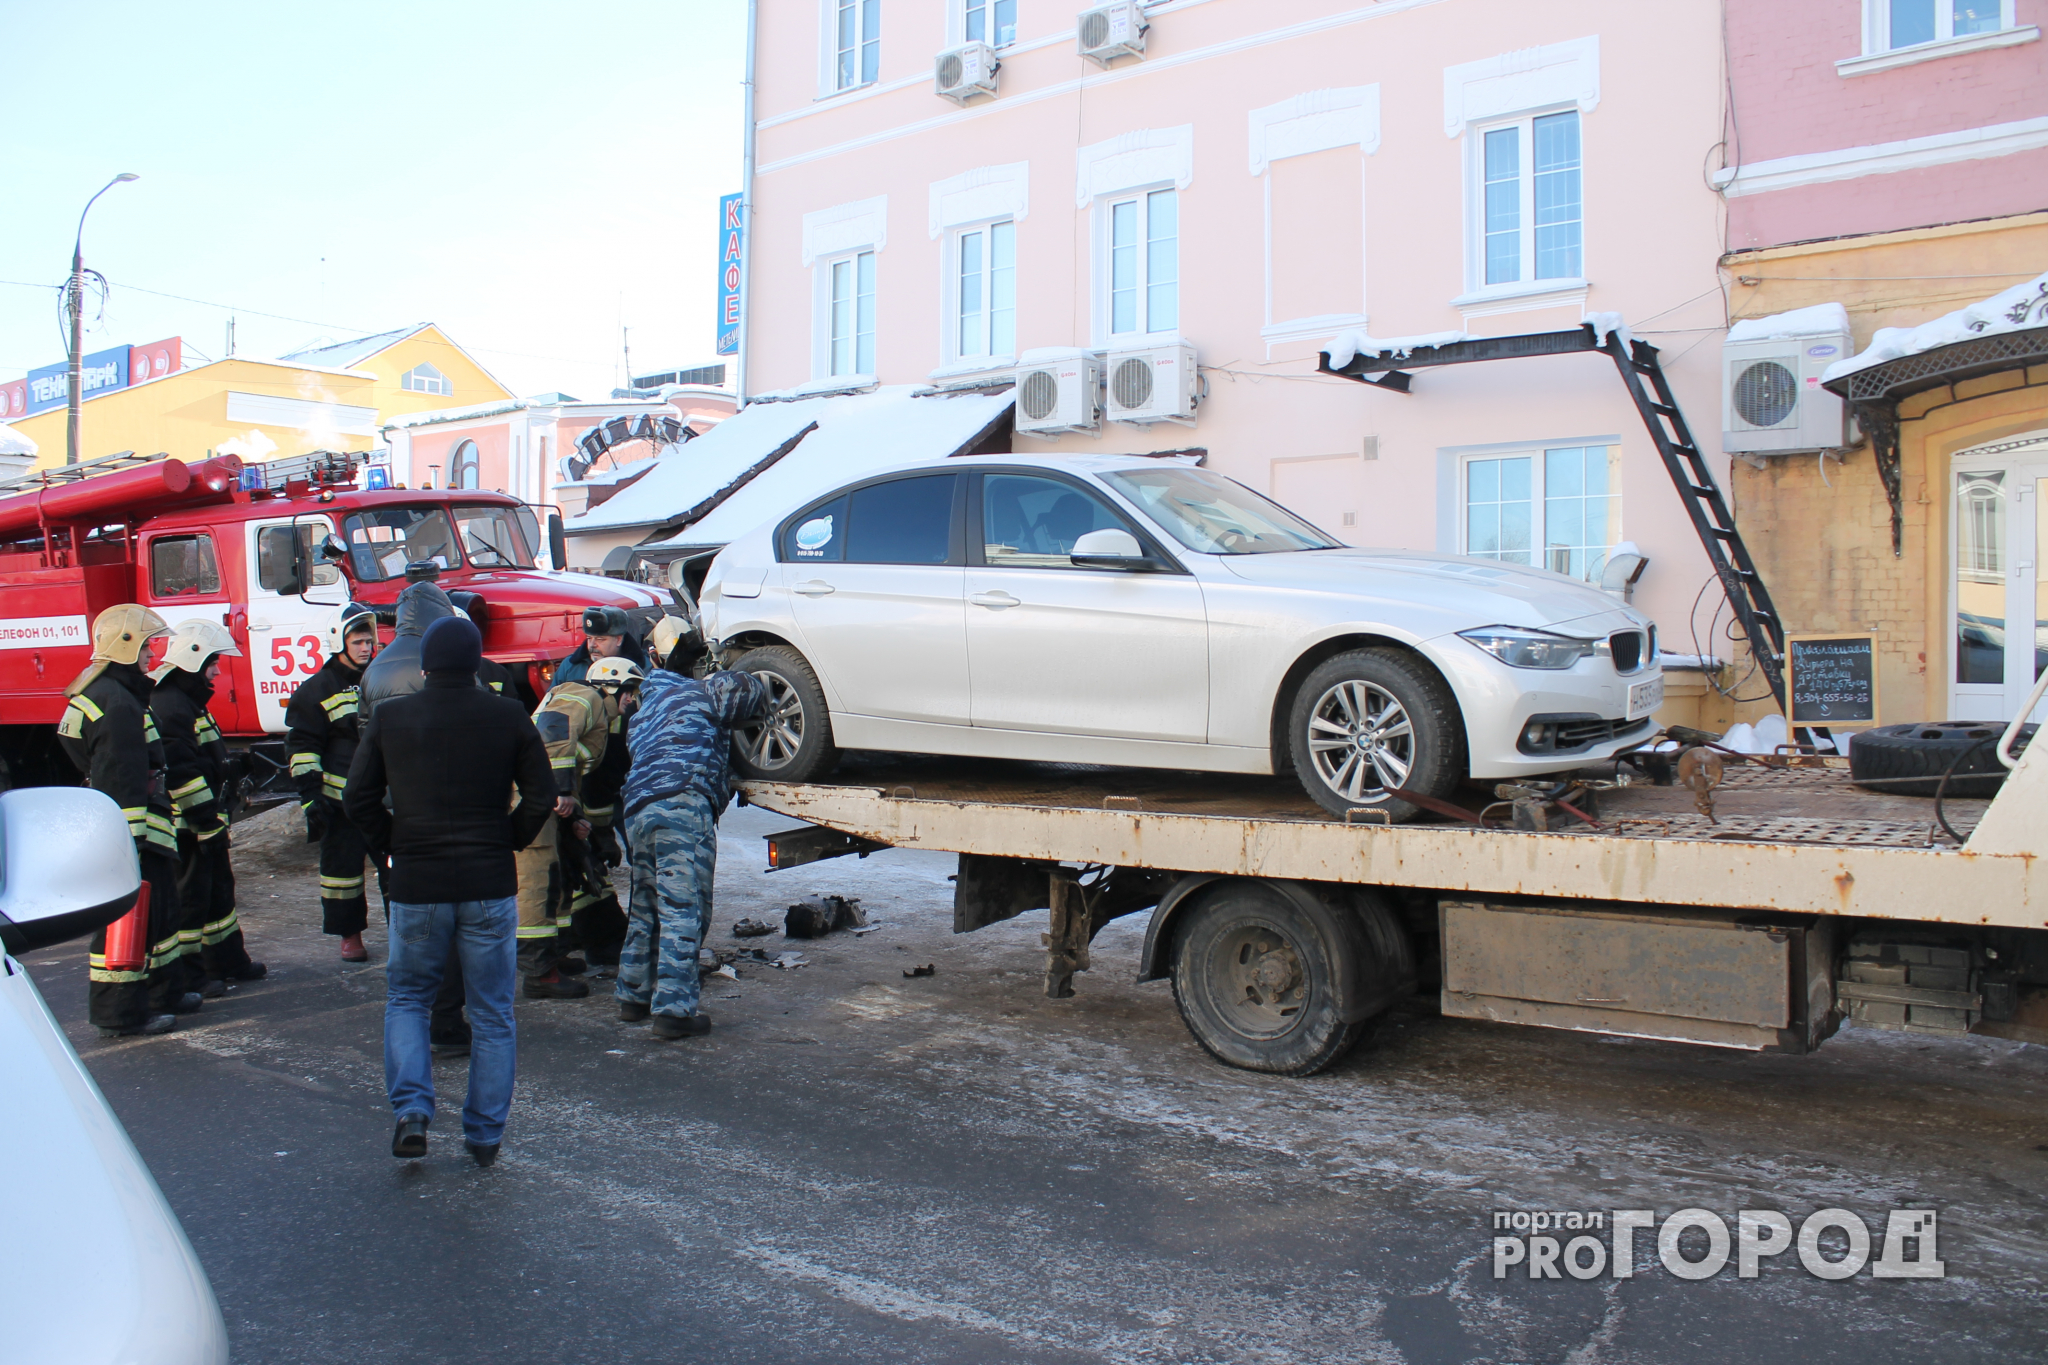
xmin=1101 ymin=466 xmax=1340 ymax=555
xmin=342 ymin=507 xmax=463 ymax=581
xmin=451 ymin=504 xmax=538 ymax=570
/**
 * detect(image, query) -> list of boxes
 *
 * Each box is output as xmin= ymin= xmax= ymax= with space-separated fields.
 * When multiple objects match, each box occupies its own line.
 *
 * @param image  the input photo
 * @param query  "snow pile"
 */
xmin=1718 ymin=713 xmax=1789 ymax=755
xmin=1583 ymin=311 xmax=1636 ymax=354
xmin=567 ymin=402 xmax=822 ymax=533
xmin=651 ymin=386 xmax=1014 ymax=549
xmin=1726 ymin=303 xmax=1850 ymax=343
xmin=0 ymin=424 xmax=38 ymax=458
xmin=1322 ymin=330 xmax=1468 ymax=370
xmin=1823 ymin=269 xmax=2048 ymax=384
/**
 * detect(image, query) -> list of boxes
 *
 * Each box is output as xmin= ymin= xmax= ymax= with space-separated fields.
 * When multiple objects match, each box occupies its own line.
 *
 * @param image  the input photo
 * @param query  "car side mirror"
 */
xmin=0 ymin=788 xmax=143 ymax=956
xmin=1070 ymin=528 xmax=1150 ymax=569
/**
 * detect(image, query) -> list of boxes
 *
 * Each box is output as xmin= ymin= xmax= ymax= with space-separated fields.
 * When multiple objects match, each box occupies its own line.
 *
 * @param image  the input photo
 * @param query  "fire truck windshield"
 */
xmin=342 ymin=506 xmax=465 ymax=581
xmin=450 ymin=504 xmax=538 ymax=570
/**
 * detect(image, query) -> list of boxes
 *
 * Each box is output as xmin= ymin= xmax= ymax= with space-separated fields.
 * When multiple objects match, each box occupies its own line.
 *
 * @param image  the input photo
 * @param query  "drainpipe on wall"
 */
xmin=737 ymin=0 xmax=759 ymax=408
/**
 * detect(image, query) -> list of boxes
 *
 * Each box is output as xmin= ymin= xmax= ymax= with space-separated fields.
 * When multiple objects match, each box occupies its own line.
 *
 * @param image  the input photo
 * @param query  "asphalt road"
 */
xmin=30 ymin=799 xmax=2048 ymax=1364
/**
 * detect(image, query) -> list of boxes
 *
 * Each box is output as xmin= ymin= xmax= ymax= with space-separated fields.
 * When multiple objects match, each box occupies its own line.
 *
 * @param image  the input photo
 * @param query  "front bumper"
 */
xmin=1425 ymin=636 xmax=1663 ymax=780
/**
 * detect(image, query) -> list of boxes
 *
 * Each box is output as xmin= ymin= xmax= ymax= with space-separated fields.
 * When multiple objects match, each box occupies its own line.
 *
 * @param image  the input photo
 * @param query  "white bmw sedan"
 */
xmin=701 ymin=455 xmax=1662 ymax=821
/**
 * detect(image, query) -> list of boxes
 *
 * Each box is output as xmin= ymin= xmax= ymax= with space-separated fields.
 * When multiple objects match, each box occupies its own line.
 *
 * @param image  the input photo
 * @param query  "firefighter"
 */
xmin=150 ymin=618 xmax=265 ymax=989
xmin=550 ymin=605 xmax=646 ymax=687
xmin=516 ymin=655 xmax=644 ymax=998
xmin=56 ymin=604 xmax=204 ymax=1037
xmin=286 ymin=602 xmax=377 ymax=962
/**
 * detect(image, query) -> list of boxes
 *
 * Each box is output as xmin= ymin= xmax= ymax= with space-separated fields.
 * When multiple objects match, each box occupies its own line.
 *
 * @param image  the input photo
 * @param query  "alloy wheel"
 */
xmin=735 ymin=671 xmax=805 ymax=770
xmin=1306 ymin=679 xmax=1414 ymax=803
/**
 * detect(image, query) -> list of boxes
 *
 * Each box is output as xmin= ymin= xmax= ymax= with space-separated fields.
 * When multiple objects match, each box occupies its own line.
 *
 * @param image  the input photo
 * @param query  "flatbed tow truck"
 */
xmin=739 ymin=712 xmax=2047 ymax=1074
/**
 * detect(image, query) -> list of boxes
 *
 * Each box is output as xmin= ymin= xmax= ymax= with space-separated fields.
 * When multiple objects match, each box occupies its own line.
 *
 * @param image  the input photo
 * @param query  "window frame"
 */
xmin=146 ymin=532 xmax=224 ymax=601
xmin=946 ymin=218 xmax=1018 ymax=368
xmin=775 ymin=471 xmax=967 ymax=567
xmin=823 ymin=0 xmax=882 ymax=94
xmin=967 ymin=468 xmax=1187 ymax=574
xmin=960 ymin=0 xmax=1018 ymax=49
xmin=400 ymin=363 xmax=448 ymax=396
xmin=1865 ymin=0 xmax=2016 ymax=52
xmin=1095 ymin=186 xmax=1180 ymax=345
xmin=1457 ymin=444 xmax=1622 ymax=584
xmin=819 ymin=248 xmax=878 ymax=379
xmin=451 ymin=438 xmax=482 ymax=490
xmin=1466 ymin=109 xmax=1584 ymax=296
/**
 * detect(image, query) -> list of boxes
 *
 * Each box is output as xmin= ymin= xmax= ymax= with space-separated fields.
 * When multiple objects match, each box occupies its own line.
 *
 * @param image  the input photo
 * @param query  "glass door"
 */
xmin=1951 ymin=443 xmax=2048 ymax=723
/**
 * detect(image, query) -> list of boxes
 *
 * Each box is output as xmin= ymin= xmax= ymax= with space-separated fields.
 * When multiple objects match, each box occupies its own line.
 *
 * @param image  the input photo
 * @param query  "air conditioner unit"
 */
xmin=935 ymin=42 xmax=999 ymax=103
xmin=1077 ymin=2 xmax=1146 ymax=67
xmin=1722 ymin=308 xmax=1852 ymax=455
xmin=1103 ymin=343 xmax=1197 ymax=425
xmin=1012 ymin=351 xmax=1101 ymax=436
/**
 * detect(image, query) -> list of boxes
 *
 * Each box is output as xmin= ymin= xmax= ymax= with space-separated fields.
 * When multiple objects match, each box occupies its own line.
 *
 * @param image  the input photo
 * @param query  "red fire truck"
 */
xmin=0 ymin=449 xmax=675 ymax=787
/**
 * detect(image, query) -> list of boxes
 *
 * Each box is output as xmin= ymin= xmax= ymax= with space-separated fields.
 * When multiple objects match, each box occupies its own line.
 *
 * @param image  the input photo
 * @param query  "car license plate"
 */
xmin=1627 ymin=675 xmax=1665 ymax=720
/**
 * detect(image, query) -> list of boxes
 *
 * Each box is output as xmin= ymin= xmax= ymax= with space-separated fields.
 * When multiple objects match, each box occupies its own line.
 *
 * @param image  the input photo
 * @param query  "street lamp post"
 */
xmin=66 ymin=173 xmax=139 ymax=466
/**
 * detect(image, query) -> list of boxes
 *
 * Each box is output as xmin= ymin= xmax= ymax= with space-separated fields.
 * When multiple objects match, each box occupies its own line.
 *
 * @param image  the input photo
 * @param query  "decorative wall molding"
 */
xmin=928 ymin=162 xmax=1031 ymax=237
xmin=800 ymin=195 xmax=889 ymax=265
xmin=1075 ymin=125 xmax=1195 ymax=205
xmin=1247 ymin=86 xmax=1380 ymax=175
xmin=1713 ymin=115 xmax=2048 ymax=197
xmin=1442 ymin=35 xmax=1600 ymax=138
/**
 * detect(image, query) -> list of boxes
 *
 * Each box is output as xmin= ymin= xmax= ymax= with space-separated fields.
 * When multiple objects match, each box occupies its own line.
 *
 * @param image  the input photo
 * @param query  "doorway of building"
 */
xmin=1950 ymin=432 xmax=2048 ymax=723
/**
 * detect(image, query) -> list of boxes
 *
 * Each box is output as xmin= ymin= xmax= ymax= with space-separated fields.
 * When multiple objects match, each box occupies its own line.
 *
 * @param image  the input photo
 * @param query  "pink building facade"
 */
xmin=741 ymin=0 xmax=1735 ymax=715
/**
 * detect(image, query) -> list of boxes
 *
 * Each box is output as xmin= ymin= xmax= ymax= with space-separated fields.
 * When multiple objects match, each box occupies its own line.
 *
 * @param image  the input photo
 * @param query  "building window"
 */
xmin=1477 ymin=111 xmax=1581 ymax=289
xmin=834 ymin=0 xmax=880 ymax=90
xmin=955 ymin=221 xmax=1016 ymax=361
xmin=1108 ymin=189 xmax=1177 ymax=338
xmin=452 ymin=439 xmax=481 ymax=490
xmin=401 ymin=363 xmax=448 ymax=395
xmin=1873 ymin=0 xmax=2012 ymax=49
xmin=828 ymin=251 xmax=876 ymax=376
xmin=1463 ymin=445 xmax=1619 ymax=582
xmin=964 ymin=0 xmax=1016 ymax=47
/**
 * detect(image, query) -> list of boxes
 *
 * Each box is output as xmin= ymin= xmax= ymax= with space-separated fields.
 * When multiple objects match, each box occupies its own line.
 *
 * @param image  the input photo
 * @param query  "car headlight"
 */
xmin=1458 ymin=626 xmax=1598 ymax=670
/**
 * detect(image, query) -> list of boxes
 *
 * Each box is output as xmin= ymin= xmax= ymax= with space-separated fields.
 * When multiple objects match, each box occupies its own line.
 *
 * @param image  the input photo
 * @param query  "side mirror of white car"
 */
xmin=0 ymin=788 xmax=144 ymax=956
xmin=1070 ymin=528 xmax=1150 ymax=569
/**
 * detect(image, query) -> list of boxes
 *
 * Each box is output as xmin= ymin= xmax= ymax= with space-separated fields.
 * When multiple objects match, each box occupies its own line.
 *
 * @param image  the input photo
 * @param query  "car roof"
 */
xmin=854 ymin=452 xmax=1200 ymax=481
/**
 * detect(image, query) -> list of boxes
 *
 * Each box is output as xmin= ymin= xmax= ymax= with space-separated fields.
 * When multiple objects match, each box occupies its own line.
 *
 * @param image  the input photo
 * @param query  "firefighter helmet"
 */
xmin=324 ymin=602 xmax=377 ymax=655
xmin=586 ymin=657 xmax=646 ymax=689
xmin=151 ymin=618 xmax=242 ymax=678
xmin=90 ymin=604 xmax=170 ymax=665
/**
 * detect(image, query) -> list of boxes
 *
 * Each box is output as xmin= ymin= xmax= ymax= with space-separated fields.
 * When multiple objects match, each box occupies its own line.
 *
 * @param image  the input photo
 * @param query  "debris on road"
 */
xmin=903 ymin=964 xmax=935 ymax=978
xmin=783 ymin=894 xmax=866 ymax=939
xmin=709 ymin=964 xmax=740 ymax=981
xmin=770 ymin=952 xmax=809 ymax=970
xmin=730 ymin=916 xmax=778 ymax=938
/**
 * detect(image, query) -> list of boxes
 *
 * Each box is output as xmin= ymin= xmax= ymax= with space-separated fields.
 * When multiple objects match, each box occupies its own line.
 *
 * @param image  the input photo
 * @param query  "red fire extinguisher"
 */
xmin=101 ymin=882 xmax=151 ymax=973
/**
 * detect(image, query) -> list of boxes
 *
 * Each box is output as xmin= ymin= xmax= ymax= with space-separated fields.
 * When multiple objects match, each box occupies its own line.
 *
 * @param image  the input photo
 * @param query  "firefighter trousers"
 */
xmin=175 ymin=829 xmax=253 ymax=980
xmin=514 ymin=814 xmax=567 ymax=975
xmin=88 ymin=848 xmax=185 ymax=1032
xmin=318 ymin=811 xmax=371 ymax=938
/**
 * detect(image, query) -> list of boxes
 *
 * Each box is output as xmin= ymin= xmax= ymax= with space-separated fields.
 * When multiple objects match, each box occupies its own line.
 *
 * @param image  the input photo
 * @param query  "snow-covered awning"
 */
xmin=1822 ymin=270 xmax=2048 ymax=398
xmin=564 ymin=401 xmax=821 ymax=536
xmin=642 ymin=386 xmax=1014 ymax=553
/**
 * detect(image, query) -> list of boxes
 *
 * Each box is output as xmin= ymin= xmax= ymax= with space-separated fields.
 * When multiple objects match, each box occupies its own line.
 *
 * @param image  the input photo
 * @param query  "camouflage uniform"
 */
xmin=614 ymin=669 xmax=767 ymax=1020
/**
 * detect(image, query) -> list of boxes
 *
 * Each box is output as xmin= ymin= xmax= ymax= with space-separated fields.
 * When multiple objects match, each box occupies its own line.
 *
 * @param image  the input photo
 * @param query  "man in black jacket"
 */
xmin=345 ymin=615 xmax=554 ymax=1166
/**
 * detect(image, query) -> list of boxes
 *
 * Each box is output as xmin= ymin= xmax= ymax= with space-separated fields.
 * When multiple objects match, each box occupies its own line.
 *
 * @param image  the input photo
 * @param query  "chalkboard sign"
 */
xmin=1785 ymin=633 xmax=1879 ymax=726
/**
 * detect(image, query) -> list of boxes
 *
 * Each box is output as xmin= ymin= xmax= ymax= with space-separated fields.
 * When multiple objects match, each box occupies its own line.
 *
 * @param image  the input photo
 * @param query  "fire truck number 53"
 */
xmin=271 ymin=635 xmax=323 ymax=677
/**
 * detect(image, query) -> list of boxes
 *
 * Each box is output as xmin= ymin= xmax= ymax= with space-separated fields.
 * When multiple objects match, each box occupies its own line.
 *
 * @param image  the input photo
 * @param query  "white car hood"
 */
xmin=1216 ymin=549 xmax=1641 ymax=633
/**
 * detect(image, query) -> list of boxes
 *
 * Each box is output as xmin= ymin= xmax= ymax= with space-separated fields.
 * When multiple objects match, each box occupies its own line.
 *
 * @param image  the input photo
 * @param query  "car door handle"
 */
xmin=793 ymin=580 xmax=835 ymax=596
xmin=970 ymin=591 xmax=1020 ymax=609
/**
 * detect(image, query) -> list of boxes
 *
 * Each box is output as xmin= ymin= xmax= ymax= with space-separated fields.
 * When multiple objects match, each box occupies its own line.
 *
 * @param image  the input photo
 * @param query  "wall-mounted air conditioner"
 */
xmin=1077 ymin=2 xmax=1147 ymax=67
xmin=1012 ymin=350 xmax=1101 ymax=436
xmin=1722 ymin=305 xmax=1853 ymax=455
xmin=1103 ymin=342 xmax=1197 ymax=425
xmin=935 ymin=42 xmax=999 ymax=103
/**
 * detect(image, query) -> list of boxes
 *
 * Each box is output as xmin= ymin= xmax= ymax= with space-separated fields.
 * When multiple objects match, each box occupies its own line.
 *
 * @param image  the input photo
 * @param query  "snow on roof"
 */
xmin=1321 ymin=329 xmax=1469 ymax=369
xmin=1726 ymin=303 xmax=1850 ymax=343
xmin=0 ymin=424 xmax=35 ymax=457
xmin=1824 ymin=270 xmax=2048 ymax=384
xmin=566 ymin=400 xmax=824 ymax=534
xmin=648 ymin=386 xmax=1014 ymax=550
xmin=277 ymin=325 xmax=425 ymax=370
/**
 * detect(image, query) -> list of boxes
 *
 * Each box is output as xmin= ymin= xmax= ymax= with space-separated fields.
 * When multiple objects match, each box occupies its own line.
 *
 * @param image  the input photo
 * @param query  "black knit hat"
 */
xmin=420 ymin=616 xmax=483 ymax=675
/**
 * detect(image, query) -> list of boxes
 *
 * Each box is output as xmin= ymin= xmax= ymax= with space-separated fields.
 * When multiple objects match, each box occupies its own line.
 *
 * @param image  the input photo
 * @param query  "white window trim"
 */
xmin=1249 ymin=87 xmax=1379 ymax=348
xmin=1092 ymin=185 xmax=1181 ymax=348
xmin=818 ymin=0 xmax=881 ymax=98
xmin=940 ymin=219 xmax=1018 ymax=370
xmin=1074 ymin=125 xmax=1194 ymax=207
xmin=812 ymin=248 xmax=878 ymax=382
xmin=1456 ymin=443 xmax=1623 ymax=580
xmin=1442 ymin=36 xmax=1599 ymax=140
xmin=1461 ymin=109 xmax=1586 ymax=301
xmin=1852 ymin=0 xmax=2024 ymax=67
xmin=928 ymin=161 xmax=1029 ymax=238
xmin=949 ymin=0 xmax=1021 ymax=49
xmin=802 ymin=195 xmax=888 ymax=266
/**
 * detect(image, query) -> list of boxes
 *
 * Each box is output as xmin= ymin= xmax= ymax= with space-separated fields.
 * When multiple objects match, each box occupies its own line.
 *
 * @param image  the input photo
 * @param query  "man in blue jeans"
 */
xmin=344 ymin=615 xmax=554 ymax=1165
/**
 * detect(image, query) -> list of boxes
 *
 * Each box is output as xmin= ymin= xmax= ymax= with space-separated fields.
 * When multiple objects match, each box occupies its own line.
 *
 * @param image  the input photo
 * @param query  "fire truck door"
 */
xmin=245 ymin=515 xmax=347 ymax=734
xmin=140 ymin=528 xmax=241 ymax=723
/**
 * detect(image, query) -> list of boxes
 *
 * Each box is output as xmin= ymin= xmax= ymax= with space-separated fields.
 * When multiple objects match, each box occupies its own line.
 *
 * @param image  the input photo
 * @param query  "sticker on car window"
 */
xmin=794 ymin=515 xmax=835 ymax=556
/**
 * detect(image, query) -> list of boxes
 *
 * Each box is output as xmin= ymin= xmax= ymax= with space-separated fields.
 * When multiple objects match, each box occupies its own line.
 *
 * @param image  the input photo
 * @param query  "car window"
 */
xmin=343 ymin=507 xmax=463 ymax=581
xmin=254 ymin=523 xmax=341 ymax=594
xmin=1101 ymin=466 xmax=1339 ymax=554
xmin=982 ymin=474 xmax=1129 ymax=569
xmin=845 ymin=474 xmax=957 ymax=565
xmin=782 ymin=495 xmax=848 ymax=563
xmin=149 ymin=534 xmax=220 ymax=598
xmin=450 ymin=504 xmax=537 ymax=569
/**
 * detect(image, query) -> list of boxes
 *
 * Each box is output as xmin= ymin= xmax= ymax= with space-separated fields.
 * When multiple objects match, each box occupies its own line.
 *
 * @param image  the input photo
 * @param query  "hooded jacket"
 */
xmin=360 ymin=582 xmax=457 ymax=714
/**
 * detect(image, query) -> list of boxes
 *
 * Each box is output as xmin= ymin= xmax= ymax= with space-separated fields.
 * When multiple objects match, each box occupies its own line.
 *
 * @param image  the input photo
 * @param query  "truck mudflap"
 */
xmin=1439 ymin=900 xmax=1841 ymax=1053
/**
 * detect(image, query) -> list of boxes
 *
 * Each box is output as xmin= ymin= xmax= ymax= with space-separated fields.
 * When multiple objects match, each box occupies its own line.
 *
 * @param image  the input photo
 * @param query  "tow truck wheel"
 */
xmin=730 ymin=646 xmax=838 ymax=784
xmin=1170 ymin=883 xmax=1368 ymax=1075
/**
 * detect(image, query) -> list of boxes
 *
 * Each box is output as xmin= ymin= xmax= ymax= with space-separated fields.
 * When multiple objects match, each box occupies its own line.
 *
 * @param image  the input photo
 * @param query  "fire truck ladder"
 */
xmin=1319 ymin=322 xmax=1791 ymax=709
xmin=0 ymin=448 xmax=163 ymax=497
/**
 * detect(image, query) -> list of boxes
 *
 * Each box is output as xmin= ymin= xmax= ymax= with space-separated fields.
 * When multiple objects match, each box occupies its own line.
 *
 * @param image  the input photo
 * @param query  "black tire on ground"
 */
xmin=1170 ymin=882 xmax=1373 ymax=1075
xmin=1849 ymin=720 xmax=2034 ymax=798
xmin=729 ymin=646 xmax=839 ymax=784
xmin=1287 ymin=648 xmax=1465 ymax=822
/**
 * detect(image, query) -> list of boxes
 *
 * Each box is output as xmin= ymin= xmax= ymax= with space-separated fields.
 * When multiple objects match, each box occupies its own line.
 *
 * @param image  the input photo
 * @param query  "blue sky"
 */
xmin=0 ymin=1 xmax=744 ymax=399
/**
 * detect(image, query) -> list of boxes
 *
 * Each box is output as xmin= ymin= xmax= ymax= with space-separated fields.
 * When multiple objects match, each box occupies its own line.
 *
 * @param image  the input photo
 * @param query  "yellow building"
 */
xmin=4 ymin=324 xmax=513 ymax=471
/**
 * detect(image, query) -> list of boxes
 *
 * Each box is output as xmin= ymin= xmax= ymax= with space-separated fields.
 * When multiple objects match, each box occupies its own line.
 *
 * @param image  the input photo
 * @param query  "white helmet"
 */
xmin=586 ymin=657 xmax=646 ymax=688
xmin=324 ymin=602 xmax=378 ymax=655
xmin=151 ymin=618 xmax=242 ymax=678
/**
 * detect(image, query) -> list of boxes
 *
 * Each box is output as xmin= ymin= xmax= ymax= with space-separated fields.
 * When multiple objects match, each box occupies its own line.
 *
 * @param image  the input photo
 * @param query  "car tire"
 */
xmin=729 ymin=646 xmax=838 ymax=784
xmin=1849 ymin=720 xmax=2033 ymax=798
xmin=1288 ymin=648 xmax=1464 ymax=822
xmin=1170 ymin=882 xmax=1370 ymax=1075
